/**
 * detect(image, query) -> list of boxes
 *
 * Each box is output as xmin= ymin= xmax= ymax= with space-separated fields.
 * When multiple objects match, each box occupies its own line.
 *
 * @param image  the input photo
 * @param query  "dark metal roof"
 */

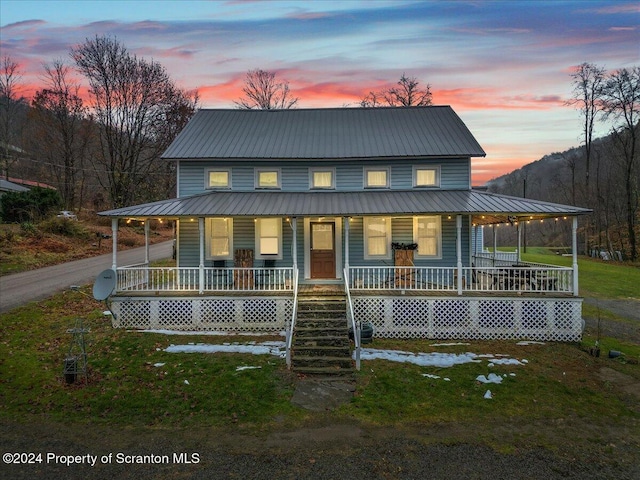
xmin=162 ymin=107 xmax=486 ymax=160
xmin=100 ymin=190 xmax=591 ymax=218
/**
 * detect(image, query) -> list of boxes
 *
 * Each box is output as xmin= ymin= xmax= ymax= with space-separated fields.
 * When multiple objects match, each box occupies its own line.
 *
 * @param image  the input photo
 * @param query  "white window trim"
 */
xmin=309 ymin=167 xmax=336 ymax=190
xmin=413 ymin=165 xmax=441 ymax=188
xmin=364 ymin=167 xmax=390 ymax=189
xmin=255 ymin=217 xmax=283 ymax=260
xmin=413 ymin=215 xmax=442 ymax=259
xmin=205 ymin=168 xmax=232 ymax=190
xmin=205 ymin=217 xmax=233 ymax=260
xmin=255 ymin=168 xmax=281 ymax=189
xmin=363 ymin=216 xmax=392 ymax=260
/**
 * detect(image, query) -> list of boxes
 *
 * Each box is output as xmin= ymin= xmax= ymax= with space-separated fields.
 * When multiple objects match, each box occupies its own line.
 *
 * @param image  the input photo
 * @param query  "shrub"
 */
xmin=39 ymin=217 xmax=89 ymax=239
xmin=0 ymin=187 xmax=62 ymax=223
xmin=20 ymin=222 xmax=40 ymax=237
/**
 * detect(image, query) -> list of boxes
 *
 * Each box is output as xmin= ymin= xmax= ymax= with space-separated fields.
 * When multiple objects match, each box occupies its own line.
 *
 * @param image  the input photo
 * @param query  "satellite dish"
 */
xmin=93 ymin=269 xmax=116 ymax=301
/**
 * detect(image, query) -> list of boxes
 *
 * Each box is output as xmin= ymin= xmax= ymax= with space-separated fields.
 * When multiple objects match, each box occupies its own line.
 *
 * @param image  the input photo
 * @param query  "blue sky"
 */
xmin=1 ymin=0 xmax=638 ymax=183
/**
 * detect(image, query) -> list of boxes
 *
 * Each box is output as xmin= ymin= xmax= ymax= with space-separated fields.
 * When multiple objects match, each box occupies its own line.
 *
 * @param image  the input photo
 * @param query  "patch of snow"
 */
xmin=487 ymin=362 xmax=495 ymax=367
xmin=184 ymin=380 xmax=190 ymax=385
xmin=522 ymin=359 xmax=529 ymax=363
xmin=153 ymin=363 xmax=165 ymax=367
xmin=422 ymin=374 xmax=441 ymax=379
xmin=236 ymin=366 xmax=261 ymax=371
xmin=359 ymin=348 xmax=481 ymax=367
xmin=165 ymin=341 xmax=286 ymax=358
xmin=476 ymin=373 xmax=503 ymax=384
xmin=484 ymin=390 xmax=493 ymax=399
xmin=490 ymin=358 xmax=524 ymax=366
xmin=430 ymin=342 xmax=470 ymax=347
xmin=516 ymin=341 xmax=545 ymax=346
xmin=103 ymin=310 xmax=112 ymax=316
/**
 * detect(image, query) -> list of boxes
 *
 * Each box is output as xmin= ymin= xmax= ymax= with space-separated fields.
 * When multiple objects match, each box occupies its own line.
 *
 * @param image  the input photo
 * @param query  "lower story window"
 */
xmin=414 ymin=216 xmax=441 ymax=258
xmin=256 ymin=217 xmax=282 ymax=259
xmin=364 ymin=217 xmax=391 ymax=259
xmin=207 ymin=218 xmax=233 ymax=259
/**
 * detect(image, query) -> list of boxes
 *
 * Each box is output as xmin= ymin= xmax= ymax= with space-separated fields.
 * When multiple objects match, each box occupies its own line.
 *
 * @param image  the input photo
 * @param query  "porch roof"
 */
xmin=100 ymin=189 xmax=591 ymax=219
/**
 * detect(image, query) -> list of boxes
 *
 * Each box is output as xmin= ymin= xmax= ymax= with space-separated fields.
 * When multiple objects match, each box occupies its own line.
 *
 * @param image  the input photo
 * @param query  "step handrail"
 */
xmin=344 ymin=268 xmax=360 ymax=371
xmin=285 ymin=269 xmax=299 ymax=369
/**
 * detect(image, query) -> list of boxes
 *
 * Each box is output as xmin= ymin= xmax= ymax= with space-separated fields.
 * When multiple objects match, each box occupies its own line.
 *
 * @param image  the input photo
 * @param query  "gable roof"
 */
xmin=100 ymin=189 xmax=590 ymax=219
xmin=162 ymin=106 xmax=486 ymax=160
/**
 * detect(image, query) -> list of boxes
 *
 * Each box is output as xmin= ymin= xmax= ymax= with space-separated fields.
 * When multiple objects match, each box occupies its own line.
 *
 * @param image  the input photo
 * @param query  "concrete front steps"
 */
xmin=292 ymin=294 xmax=354 ymax=376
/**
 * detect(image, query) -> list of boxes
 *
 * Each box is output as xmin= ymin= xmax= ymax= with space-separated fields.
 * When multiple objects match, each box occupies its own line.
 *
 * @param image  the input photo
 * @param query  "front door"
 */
xmin=310 ymin=222 xmax=335 ymax=279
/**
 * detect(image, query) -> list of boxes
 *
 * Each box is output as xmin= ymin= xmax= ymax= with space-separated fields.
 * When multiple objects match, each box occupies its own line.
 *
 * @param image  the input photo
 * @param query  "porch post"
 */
xmin=517 ymin=221 xmax=522 ymax=263
xmin=344 ymin=217 xmax=350 ymax=282
xmin=572 ymin=216 xmax=579 ymax=296
xmin=144 ymin=218 xmax=150 ymax=265
xmin=111 ymin=218 xmax=118 ymax=270
xmin=456 ymin=215 xmax=463 ymax=295
xmin=492 ymin=224 xmax=497 ymax=267
xmin=291 ymin=217 xmax=298 ymax=273
xmin=198 ymin=217 xmax=205 ymax=294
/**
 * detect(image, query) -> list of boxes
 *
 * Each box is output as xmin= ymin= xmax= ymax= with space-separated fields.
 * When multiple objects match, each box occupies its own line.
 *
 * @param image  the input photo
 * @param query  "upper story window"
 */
xmin=255 ymin=169 xmax=281 ymax=189
xmin=310 ymin=168 xmax=335 ymax=189
xmin=413 ymin=166 xmax=440 ymax=188
xmin=365 ymin=168 xmax=390 ymax=188
xmin=207 ymin=169 xmax=231 ymax=189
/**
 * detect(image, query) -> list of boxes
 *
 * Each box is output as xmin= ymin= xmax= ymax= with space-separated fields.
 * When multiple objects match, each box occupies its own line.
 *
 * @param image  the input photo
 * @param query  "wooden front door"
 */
xmin=310 ymin=222 xmax=335 ymax=279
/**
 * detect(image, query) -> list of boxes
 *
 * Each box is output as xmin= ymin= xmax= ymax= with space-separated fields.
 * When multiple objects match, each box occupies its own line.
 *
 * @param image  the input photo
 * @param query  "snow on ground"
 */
xmin=165 ymin=341 xmax=287 ymax=357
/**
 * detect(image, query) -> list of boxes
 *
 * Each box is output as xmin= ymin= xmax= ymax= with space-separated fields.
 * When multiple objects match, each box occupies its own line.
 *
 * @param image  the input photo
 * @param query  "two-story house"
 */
xmin=100 ymin=107 xmax=590 ymax=367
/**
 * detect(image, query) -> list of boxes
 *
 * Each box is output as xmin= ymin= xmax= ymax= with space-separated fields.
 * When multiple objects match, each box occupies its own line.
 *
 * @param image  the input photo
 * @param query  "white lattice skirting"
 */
xmin=352 ymin=296 xmax=584 ymax=341
xmin=109 ymin=296 xmax=292 ymax=332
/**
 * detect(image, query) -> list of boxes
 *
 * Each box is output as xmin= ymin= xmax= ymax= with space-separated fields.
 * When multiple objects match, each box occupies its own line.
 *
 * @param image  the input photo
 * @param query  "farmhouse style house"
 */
xmin=100 ymin=107 xmax=590 ymax=368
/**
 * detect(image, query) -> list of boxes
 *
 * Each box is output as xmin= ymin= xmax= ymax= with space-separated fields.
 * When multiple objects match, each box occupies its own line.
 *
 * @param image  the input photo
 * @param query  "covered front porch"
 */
xmin=100 ymin=189 xmax=590 ymax=349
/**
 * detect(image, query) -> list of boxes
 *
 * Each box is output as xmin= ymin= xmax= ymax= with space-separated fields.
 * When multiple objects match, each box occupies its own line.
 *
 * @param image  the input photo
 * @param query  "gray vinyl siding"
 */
xmin=178 ymin=214 xmax=470 ymax=269
xmin=178 ymin=158 xmax=470 ymax=197
xmin=178 ymin=216 xmax=296 ymax=268
xmin=346 ymin=216 xmax=469 ymax=268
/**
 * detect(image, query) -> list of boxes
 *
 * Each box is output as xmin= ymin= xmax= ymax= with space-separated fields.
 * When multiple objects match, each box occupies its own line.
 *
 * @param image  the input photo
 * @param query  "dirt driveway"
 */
xmin=1 ymin=416 xmax=638 ymax=480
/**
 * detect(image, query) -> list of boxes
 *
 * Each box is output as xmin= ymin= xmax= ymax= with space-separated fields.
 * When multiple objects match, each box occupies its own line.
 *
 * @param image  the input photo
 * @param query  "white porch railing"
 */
xmin=344 ymin=268 xmax=360 ymax=371
xmin=116 ymin=266 xmax=294 ymax=292
xmin=286 ymin=269 xmax=299 ymax=369
xmin=348 ymin=264 xmax=573 ymax=294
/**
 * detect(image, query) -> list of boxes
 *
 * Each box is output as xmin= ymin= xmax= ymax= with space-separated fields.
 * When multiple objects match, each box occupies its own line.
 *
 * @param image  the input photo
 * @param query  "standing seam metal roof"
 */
xmin=161 ymin=106 xmax=486 ymax=160
xmin=100 ymin=190 xmax=591 ymax=218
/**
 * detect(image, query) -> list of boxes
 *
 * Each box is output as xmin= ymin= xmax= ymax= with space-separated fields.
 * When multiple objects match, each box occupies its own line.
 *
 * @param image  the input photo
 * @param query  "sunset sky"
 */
xmin=1 ymin=0 xmax=638 ymax=184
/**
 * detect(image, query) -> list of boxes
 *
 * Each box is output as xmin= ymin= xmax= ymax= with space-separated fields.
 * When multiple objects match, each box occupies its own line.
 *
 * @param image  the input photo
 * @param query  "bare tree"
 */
xmin=601 ymin=66 xmax=640 ymax=260
xmin=29 ymin=60 xmax=90 ymax=210
xmin=235 ymin=69 xmax=298 ymax=110
xmin=360 ymin=73 xmax=433 ymax=107
xmin=567 ymin=62 xmax=606 ymax=201
xmin=0 ymin=56 xmax=27 ymax=179
xmin=71 ymin=36 xmax=198 ymax=208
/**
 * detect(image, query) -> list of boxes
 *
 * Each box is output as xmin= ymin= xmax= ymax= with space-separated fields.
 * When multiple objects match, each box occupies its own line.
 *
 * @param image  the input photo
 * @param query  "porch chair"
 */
xmin=255 ymin=258 xmax=277 ymax=289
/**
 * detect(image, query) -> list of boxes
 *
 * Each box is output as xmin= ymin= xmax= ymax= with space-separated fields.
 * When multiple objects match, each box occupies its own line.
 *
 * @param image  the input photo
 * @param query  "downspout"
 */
xmin=199 ymin=217 xmax=205 ymax=294
xmin=572 ymin=216 xmax=579 ymax=296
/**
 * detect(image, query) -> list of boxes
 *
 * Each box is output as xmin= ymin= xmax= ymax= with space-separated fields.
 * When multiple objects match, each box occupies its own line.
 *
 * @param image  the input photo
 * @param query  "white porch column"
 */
xmin=572 ymin=216 xmax=579 ymax=296
xmin=198 ymin=217 xmax=205 ymax=294
xmin=144 ymin=219 xmax=150 ymax=265
xmin=111 ymin=218 xmax=118 ymax=270
xmin=456 ymin=215 xmax=463 ymax=295
xmin=517 ymin=221 xmax=522 ymax=263
xmin=492 ymin=224 xmax=497 ymax=267
xmin=291 ymin=217 xmax=298 ymax=272
xmin=344 ymin=216 xmax=350 ymax=282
